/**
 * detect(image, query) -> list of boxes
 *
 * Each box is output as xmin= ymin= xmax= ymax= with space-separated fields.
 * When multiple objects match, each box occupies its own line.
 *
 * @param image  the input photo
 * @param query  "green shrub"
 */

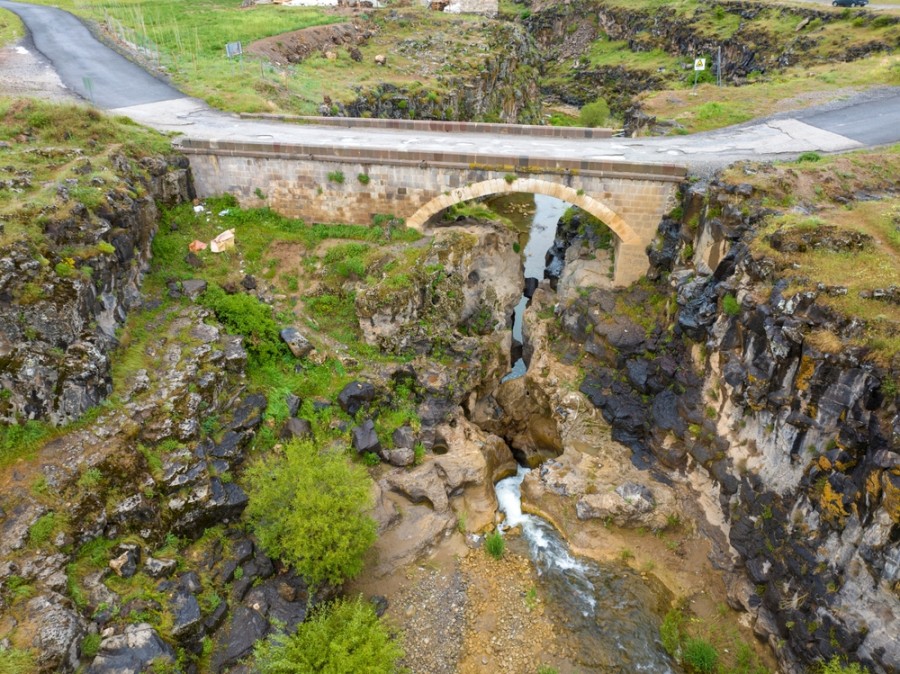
xmin=798 ymin=151 xmax=822 ymax=163
xmin=504 ymin=173 xmax=517 ymax=184
xmin=722 ymin=293 xmax=741 ymax=316
xmin=245 ymin=440 xmax=377 ymax=587
xmin=660 ymin=608 xmax=684 ymax=656
xmin=200 ymin=285 xmax=285 ymax=364
xmin=98 ymin=241 xmax=116 ymax=255
xmin=579 ymin=98 xmax=610 ymax=128
xmin=254 ymin=596 xmax=403 ymax=673
xmin=818 ymin=657 xmax=869 ymax=674
xmin=362 ymin=452 xmax=380 ymax=466
xmin=683 ymin=638 xmax=718 ymax=673
xmin=357 ymin=173 xmax=370 ymax=185
xmin=327 ymin=170 xmax=345 ymax=184
xmin=485 ymin=531 xmax=505 ymax=560
xmin=81 ymin=633 xmax=102 ymax=659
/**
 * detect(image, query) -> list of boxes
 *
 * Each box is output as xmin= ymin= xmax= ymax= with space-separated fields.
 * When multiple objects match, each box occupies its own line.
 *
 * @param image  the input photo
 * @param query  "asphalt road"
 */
xmin=2 ymin=0 xmax=900 ymax=171
xmin=0 ymin=0 xmax=181 ymax=108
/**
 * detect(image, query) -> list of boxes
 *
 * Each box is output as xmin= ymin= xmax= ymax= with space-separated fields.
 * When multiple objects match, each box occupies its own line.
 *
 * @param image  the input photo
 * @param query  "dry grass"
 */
xmin=642 ymin=54 xmax=900 ymax=133
xmin=740 ymin=148 xmax=900 ymax=361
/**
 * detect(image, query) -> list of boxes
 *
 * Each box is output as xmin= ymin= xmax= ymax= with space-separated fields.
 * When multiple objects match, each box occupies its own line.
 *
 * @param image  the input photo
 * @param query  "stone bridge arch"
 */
xmin=406 ymin=177 xmax=647 ymax=285
xmin=406 ymin=177 xmax=641 ymax=245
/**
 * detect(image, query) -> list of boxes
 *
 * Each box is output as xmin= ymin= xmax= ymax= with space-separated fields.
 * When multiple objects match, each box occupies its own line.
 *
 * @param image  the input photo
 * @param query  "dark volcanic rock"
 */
xmin=88 ymin=623 xmax=176 ymax=674
xmin=337 ymin=381 xmax=376 ymax=416
xmin=352 ymin=418 xmax=381 ymax=455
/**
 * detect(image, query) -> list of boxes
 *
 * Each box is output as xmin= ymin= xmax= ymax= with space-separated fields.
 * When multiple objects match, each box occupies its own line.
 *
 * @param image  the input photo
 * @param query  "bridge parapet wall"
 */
xmin=175 ymin=138 xmax=685 ymax=284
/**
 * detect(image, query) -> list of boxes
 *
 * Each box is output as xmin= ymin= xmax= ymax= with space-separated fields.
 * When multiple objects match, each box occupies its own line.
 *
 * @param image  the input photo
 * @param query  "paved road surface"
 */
xmin=2 ymin=0 xmax=900 ymax=171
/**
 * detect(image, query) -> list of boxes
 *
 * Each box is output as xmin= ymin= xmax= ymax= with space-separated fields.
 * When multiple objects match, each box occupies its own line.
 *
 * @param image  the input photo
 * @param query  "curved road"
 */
xmin=2 ymin=0 xmax=900 ymax=170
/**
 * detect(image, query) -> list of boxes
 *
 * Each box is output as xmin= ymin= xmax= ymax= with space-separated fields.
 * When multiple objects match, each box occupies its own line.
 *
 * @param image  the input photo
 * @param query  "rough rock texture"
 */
xmin=0 ymin=154 xmax=192 ymax=425
xmin=558 ymin=176 xmax=899 ymax=674
xmin=356 ymin=224 xmax=521 ymax=354
xmin=341 ymin=22 xmax=542 ymax=124
xmin=0 ymin=303 xmax=265 ymax=671
xmin=373 ymin=414 xmax=516 ymax=575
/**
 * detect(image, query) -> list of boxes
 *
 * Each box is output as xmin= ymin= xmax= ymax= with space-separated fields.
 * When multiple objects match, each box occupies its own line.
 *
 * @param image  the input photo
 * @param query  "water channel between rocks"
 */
xmin=488 ymin=195 xmax=676 ymax=672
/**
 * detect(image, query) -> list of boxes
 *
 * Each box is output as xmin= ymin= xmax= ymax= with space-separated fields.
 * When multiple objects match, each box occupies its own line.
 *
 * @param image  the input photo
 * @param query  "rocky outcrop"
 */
xmin=340 ymin=22 xmax=543 ymax=123
xmin=526 ymin=0 xmax=898 ymax=118
xmin=0 ymin=153 xmax=192 ymax=425
xmin=356 ymin=223 xmax=521 ymax=354
xmin=556 ymin=173 xmax=899 ymax=673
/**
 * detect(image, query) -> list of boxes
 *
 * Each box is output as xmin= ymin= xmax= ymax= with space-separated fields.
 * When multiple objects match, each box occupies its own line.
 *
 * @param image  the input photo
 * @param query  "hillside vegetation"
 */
xmin=14 ymin=0 xmax=899 ymax=131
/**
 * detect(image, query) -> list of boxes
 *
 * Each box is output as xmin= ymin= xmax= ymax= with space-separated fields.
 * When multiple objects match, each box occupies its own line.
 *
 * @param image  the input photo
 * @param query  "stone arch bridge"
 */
xmin=176 ymin=138 xmax=686 ymax=286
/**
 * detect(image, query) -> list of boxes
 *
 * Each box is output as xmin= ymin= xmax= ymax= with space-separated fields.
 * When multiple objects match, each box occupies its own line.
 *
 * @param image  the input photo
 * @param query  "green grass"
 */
xmin=0 ymin=8 xmax=24 ymax=45
xmin=485 ymin=531 xmax=505 ymax=559
xmin=0 ymin=648 xmax=36 ymax=674
xmin=0 ymin=98 xmax=175 ymax=249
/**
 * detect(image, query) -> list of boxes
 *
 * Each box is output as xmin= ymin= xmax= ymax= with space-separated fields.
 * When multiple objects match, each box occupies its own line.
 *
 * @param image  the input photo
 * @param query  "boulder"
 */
xmin=88 ymin=623 xmax=176 ymax=674
xmin=382 ymin=447 xmax=415 ymax=467
xmin=144 ymin=557 xmax=177 ymax=579
xmin=169 ymin=591 xmax=202 ymax=639
xmin=352 ymin=419 xmax=381 ymax=455
xmin=181 ymin=279 xmax=207 ymax=300
xmin=109 ymin=546 xmax=140 ymax=579
xmin=24 ymin=592 xmax=87 ymax=672
xmin=337 ymin=381 xmax=376 ymax=416
xmin=279 ymin=417 xmax=313 ymax=441
xmin=392 ymin=425 xmax=416 ymax=449
xmin=280 ymin=327 xmax=313 ymax=359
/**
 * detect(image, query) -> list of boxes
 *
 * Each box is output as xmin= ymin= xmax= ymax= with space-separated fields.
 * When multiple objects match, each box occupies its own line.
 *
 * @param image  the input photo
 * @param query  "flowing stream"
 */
xmin=500 ymin=194 xmax=568 ymax=382
xmin=496 ymin=467 xmax=677 ymax=673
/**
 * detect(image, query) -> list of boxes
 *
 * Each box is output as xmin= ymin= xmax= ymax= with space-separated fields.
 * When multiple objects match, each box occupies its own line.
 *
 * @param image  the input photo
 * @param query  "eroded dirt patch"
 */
xmin=246 ymin=22 xmax=371 ymax=64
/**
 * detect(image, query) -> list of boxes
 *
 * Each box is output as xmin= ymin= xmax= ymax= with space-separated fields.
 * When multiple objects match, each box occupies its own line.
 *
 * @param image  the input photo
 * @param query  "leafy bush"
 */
xmin=579 ymin=98 xmax=610 ymax=128
xmin=245 ymin=440 xmax=377 ymax=587
xmin=798 ymin=152 xmax=822 ymax=163
xmin=818 ymin=657 xmax=869 ymax=674
xmin=485 ymin=531 xmax=505 ymax=560
xmin=357 ymin=173 xmax=371 ymax=185
xmin=327 ymin=170 xmax=345 ymax=184
xmin=254 ymin=596 xmax=403 ymax=673
xmin=683 ymin=638 xmax=718 ymax=673
xmin=200 ymin=285 xmax=285 ymax=364
xmin=722 ymin=293 xmax=741 ymax=316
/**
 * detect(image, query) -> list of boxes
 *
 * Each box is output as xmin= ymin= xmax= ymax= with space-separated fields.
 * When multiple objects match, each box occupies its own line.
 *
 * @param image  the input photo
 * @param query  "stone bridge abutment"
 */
xmin=175 ymin=138 xmax=686 ymax=285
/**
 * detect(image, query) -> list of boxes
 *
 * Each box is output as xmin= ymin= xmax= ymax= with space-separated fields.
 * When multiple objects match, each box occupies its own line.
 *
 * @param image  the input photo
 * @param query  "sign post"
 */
xmin=693 ymin=57 xmax=706 ymax=89
xmin=225 ymin=41 xmax=243 ymax=74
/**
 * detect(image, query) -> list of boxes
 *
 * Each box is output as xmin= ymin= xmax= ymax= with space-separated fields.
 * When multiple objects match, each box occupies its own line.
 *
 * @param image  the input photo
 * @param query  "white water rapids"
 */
xmin=495 ymin=466 xmax=677 ymax=673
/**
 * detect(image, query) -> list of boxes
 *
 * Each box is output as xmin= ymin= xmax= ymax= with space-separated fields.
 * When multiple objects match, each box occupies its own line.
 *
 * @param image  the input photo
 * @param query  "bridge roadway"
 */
xmin=3 ymin=0 xmax=900 ymax=174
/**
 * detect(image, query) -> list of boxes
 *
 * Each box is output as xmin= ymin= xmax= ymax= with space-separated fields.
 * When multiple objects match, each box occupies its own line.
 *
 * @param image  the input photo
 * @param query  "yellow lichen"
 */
xmin=882 ymin=470 xmax=900 ymax=524
xmin=819 ymin=481 xmax=849 ymax=525
xmin=795 ymin=355 xmax=816 ymax=392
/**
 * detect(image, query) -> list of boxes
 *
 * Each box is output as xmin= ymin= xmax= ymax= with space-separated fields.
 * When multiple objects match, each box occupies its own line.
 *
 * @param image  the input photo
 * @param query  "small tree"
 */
xmin=579 ymin=98 xmax=610 ymax=128
xmin=254 ymin=596 xmax=404 ymax=673
xmin=246 ymin=440 xmax=377 ymax=587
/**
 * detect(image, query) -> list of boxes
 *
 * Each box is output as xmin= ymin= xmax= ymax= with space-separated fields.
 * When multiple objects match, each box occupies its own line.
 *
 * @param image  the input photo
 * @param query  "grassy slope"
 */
xmin=532 ymin=0 xmax=899 ymax=129
xmin=28 ymin=0 xmax=507 ymax=115
xmin=0 ymin=8 xmax=24 ymax=46
xmin=726 ymin=146 xmax=900 ymax=363
xmin=0 ymin=98 xmax=174 ymax=248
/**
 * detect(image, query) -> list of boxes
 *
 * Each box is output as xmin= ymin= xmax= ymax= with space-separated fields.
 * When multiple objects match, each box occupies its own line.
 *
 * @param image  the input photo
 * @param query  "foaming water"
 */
xmin=495 ymin=466 xmax=677 ymax=673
